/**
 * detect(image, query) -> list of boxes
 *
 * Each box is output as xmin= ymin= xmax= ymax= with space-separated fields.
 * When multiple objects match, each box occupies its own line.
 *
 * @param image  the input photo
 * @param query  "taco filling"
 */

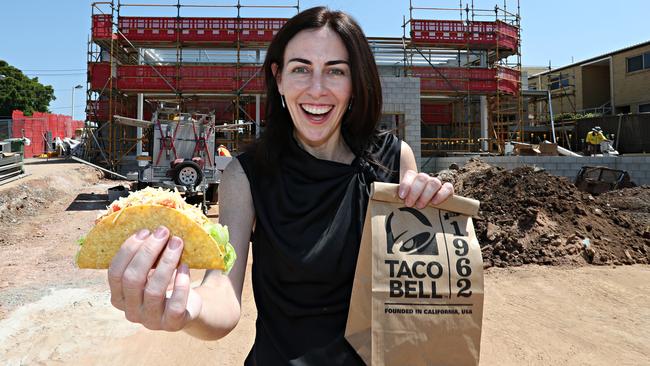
xmin=76 ymin=187 xmax=236 ymax=273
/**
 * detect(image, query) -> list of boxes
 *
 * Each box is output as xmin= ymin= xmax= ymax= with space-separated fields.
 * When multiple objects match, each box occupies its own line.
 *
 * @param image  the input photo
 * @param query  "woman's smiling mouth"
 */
xmin=300 ymin=103 xmax=334 ymax=122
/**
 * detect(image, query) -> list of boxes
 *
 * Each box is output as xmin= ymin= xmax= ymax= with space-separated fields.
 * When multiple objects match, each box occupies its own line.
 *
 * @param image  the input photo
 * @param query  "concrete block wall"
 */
xmin=421 ymin=155 xmax=650 ymax=185
xmin=380 ymin=77 xmax=421 ymax=168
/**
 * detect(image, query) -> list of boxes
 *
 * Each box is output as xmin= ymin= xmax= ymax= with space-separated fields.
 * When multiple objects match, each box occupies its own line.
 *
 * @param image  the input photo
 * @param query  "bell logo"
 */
xmin=385 ymin=207 xmax=438 ymax=255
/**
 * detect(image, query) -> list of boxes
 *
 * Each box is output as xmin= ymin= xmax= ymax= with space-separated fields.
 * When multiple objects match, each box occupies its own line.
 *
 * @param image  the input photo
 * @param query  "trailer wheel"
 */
xmin=173 ymin=161 xmax=203 ymax=187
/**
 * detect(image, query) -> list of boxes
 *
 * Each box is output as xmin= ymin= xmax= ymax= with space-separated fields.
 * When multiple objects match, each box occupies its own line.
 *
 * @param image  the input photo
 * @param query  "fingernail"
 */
xmin=136 ymin=229 xmax=150 ymax=239
xmin=154 ymin=226 xmax=168 ymax=239
xmin=398 ymin=188 xmax=405 ymax=199
xmin=179 ymin=263 xmax=189 ymax=274
xmin=169 ymin=236 xmax=182 ymax=250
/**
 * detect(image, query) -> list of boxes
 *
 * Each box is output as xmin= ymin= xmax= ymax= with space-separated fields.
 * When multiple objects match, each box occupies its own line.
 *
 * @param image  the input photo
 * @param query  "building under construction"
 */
xmin=85 ymin=0 xmax=522 ymax=172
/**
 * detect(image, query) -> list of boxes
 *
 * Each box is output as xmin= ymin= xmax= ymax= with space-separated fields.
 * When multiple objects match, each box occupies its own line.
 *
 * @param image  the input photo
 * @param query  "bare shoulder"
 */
xmin=222 ymin=157 xmax=247 ymax=182
xmin=400 ymin=140 xmax=417 ymax=177
xmin=205 ymin=157 xmax=254 ymax=301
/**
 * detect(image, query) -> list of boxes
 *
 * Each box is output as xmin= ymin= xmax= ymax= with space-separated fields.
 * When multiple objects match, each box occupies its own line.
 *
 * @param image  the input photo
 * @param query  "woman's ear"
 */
xmin=272 ymin=62 xmax=282 ymax=94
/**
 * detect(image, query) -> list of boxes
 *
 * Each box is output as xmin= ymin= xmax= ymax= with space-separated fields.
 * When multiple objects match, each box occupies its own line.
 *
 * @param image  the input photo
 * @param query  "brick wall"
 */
xmin=380 ymin=77 xmax=421 ymax=168
xmin=422 ymin=155 xmax=650 ymax=185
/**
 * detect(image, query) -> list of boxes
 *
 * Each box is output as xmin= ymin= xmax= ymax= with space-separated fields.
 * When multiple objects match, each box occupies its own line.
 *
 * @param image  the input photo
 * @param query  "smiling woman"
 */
xmin=274 ymin=27 xmax=353 ymax=162
xmin=104 ymin=6 xmax=454 ymax=366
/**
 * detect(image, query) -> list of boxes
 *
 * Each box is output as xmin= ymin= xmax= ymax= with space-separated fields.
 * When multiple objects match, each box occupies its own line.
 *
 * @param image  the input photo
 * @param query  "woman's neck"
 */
xmin=294 ymin=131 xmax=355 ymax=164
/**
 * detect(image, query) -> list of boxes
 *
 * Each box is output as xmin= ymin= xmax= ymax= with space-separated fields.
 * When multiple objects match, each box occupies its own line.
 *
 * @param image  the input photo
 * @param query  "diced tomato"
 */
xmin=112 ymin=204 xmax=121 ymax=212
xmin=158 ymin=198 xmax=176 ymax=209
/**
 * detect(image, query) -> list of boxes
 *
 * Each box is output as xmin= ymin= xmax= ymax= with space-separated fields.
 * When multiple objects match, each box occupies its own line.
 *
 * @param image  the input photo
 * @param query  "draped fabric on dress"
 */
xmin=238 ymin=132 xmax=401 ymax=366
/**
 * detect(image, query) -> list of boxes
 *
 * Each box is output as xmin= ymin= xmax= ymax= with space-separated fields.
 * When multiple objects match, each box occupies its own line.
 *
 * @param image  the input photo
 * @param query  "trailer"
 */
xmin=115 ymin=108 xmax=236 ymax=212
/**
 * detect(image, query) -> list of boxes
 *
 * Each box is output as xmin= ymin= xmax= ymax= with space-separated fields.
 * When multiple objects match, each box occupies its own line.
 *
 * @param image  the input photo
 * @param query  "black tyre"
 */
xmin=173 ymin=161 xmax=203 ymax=187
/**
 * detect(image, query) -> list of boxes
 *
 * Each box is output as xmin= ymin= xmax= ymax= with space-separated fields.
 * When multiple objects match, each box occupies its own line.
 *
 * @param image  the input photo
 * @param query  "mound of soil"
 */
xmin=436 ymin=158 xmax=650 ymax=268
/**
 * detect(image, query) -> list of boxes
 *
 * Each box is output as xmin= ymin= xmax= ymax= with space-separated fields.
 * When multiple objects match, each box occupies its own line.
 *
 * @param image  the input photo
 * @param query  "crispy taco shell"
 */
xmin=76 ymin=205 xmax=224 ymax=269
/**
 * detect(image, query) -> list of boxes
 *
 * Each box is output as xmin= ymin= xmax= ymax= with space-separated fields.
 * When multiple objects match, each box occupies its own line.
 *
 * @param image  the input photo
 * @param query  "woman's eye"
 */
xmin=292 ymin=67 xmax=309 ymax=74
xmin=329 ymin=68 xmax=345 ymax=76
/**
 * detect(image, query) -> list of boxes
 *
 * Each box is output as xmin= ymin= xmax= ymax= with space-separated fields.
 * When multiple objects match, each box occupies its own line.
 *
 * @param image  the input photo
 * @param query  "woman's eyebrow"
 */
xmin=287 ymin=58 xmax=349 ymax=66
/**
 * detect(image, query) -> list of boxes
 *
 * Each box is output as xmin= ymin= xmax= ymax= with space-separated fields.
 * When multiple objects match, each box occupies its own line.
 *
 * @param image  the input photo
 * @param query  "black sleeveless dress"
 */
xmin=237 ymin=132 xmax=401 ymax=366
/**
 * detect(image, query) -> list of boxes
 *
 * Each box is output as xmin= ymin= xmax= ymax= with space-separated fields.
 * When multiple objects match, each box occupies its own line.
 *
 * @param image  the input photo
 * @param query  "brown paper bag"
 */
xmin=346 ymin=182 xmax=483 ymax=366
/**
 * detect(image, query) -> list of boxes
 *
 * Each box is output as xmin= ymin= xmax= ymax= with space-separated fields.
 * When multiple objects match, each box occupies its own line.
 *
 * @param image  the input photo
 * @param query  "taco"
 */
xmin=76 ymin=187 xmax=236 ymax=272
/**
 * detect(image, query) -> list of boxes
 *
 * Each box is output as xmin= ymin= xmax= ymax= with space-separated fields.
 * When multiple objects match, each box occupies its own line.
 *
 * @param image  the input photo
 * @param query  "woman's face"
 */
xmin=275 ymin=26 xmax=352 ymax=148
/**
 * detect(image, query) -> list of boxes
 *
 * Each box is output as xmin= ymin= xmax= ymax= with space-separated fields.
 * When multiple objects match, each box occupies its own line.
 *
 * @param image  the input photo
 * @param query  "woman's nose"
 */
xmin=306 ymin=73 xmax=326 ymax=97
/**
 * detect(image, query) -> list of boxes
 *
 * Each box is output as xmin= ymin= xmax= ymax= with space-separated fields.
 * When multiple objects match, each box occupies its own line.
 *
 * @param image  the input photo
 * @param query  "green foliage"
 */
xmin=0 ymin=60 xmax=56 ymax=117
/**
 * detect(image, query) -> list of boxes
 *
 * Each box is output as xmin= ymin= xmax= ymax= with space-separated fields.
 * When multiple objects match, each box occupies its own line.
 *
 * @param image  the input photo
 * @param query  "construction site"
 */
xmin=0 ymin=0 xmax=649 ymax=365
xmin=81 ymin=0 xmax=525 ymax=171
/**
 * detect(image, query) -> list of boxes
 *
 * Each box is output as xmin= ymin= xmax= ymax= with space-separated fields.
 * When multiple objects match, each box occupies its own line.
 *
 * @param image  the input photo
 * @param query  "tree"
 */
xmin=0 ymin=60 xmax=56 ymax=117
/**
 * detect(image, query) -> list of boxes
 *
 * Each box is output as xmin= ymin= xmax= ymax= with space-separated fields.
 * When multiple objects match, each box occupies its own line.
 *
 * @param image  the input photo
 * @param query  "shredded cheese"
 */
xmin=98 ymin=187 xmax=209 ymax=227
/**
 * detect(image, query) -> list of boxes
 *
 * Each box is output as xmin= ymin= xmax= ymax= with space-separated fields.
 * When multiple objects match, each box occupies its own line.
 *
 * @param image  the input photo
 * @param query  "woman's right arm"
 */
xmin=182 ymin=158 xmax=255 ymax=340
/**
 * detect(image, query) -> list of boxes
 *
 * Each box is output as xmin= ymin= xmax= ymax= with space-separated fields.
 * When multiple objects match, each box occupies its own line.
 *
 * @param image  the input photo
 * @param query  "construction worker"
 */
xmin=585 ymin=126 xmax=608 ymax=156
xmin=216 ymin=144 xmax=231 ymax=157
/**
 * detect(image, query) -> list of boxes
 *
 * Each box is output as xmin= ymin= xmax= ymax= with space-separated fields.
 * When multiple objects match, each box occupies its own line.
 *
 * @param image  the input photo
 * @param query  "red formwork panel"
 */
xmin=421 ymin=102 xmax=452 ymax=125
xmin=89 ymin=62 xmax=112 ymax=91
xmin=118 ymin=17 xmax=178 ymax=42
xmin=178 ymin=78 xmax=236 ymax=92
xmin=11 ymin=111 xmax=81 ymax=157
xmin=113 ymin=65 xmax=264 ymax=93
xmin=178 ymin=18 xmax=238 ymax=43
xmin=496 ymin=21 xmax=518 ymax=52
xmin=237 ymin=66 xmax=265 ymax=92
xmin=239 ymin=18 xmax=285 ymax=43
xmin=117 ymin=16 xmax=286 ymax=44
xmin=179 ymin=65 xmax=235 ymax=91
xmin=411 ymin=20 xmax=466 ymax=46
xmin=413 ymin=66 xmax=498 ymax=94
xmin=87 ymin=99 xmax=132 ymax=122
xmin=117 ymin=65 xmax=178 ymax=91
xmin=497 ymin=66 xmax=520 ymax=95
xmin=411 ymin=19 xmax=518 ymax=52
xmin=180 ymin=65 xmax=234 ymax=79
xmin=92 ymin=14 xmax=113 ymax=40
xmin=118 ymin=65 xmax=176 ymax=78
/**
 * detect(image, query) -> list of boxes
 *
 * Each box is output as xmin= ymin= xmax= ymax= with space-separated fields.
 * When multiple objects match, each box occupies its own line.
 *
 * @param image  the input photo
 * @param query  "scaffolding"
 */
xmin=403 ymin=0 xmax=522 ymax=154
xmin=86 ymin=0 xmax=298 ymax=170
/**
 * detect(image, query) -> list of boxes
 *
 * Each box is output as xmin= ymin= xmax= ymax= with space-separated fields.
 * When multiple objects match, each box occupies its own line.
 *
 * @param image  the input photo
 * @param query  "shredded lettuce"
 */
xmin=77 ymin=236 xmax=85 ymax=246
xmin=205 ymin=223 xmax=236 ymax=274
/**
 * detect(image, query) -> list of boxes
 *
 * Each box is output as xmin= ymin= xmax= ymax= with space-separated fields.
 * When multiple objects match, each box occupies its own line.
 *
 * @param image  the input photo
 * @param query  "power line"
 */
xmin=25 ymin=73 xmax=86 ymax=76
xmin=21 ymin=68 xmax=86 ymax=72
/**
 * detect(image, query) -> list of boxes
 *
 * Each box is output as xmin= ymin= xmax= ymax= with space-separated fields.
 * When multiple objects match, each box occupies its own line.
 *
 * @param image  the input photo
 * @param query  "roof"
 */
xmin=529 ymin=39 xmax=650 ymax=78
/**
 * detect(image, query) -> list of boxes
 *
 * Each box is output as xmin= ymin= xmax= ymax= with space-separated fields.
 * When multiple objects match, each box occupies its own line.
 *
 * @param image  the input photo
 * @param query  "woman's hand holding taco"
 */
xmin=107 ymin=226 xmax=203 ymax=331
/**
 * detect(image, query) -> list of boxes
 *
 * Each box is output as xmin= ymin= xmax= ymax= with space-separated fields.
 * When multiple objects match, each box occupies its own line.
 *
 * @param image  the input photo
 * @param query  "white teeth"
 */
xmin=301 ymin=104 xmax=333 ymax=115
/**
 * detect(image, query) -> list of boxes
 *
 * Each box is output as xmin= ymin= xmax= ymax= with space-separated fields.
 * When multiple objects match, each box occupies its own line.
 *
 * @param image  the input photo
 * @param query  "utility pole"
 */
xmin=71 ymin=84 xmax=83 ymax=120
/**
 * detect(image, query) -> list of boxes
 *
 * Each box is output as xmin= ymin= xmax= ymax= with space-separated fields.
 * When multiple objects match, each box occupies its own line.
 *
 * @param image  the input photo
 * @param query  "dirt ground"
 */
xmin=1 ymin=158 xmax=649 ymax=365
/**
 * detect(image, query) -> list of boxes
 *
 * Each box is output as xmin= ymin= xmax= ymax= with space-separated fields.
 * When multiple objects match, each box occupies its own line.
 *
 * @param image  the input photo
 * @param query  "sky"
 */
xmin=0 ymin=0 xmax=648 ymax=120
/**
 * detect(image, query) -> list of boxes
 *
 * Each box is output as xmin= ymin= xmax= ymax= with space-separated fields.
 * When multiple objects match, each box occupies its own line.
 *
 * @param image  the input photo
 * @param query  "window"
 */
xmin=615 ymin=105 xmax=631 ymax=114
xmin=626 ymin=52 xmax=650 ymax=73
xmin=639 ymin=103 xmax=650 ymax=113
xmin=549 ymin=73 xmax=570 ymax=90
xmin=627 ymin=55 xmax=643 ymax=72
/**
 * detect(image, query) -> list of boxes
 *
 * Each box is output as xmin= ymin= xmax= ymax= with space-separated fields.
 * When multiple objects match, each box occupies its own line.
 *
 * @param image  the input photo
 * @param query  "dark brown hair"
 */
xmin=255 ymin=6 xmax=383 ymax=171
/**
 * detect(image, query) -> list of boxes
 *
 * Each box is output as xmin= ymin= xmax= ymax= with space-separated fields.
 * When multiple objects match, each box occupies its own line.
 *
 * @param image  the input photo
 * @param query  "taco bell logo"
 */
xmin=385 ymin=207 xmax=438 ymax=255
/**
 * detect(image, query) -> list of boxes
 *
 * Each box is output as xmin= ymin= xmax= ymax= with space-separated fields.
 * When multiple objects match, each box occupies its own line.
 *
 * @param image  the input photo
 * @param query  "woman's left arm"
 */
xmin=398 ymin=141 xmax=454 ymax=209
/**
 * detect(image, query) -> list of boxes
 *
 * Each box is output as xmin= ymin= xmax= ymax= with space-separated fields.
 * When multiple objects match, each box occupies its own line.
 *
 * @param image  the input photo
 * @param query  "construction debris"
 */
xmin=436 ymin=158 xmax=650 ymax=268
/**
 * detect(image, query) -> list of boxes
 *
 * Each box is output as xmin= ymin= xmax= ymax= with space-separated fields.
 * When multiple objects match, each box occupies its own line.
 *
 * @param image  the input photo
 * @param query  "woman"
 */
xmin=107 ymin=7 xmax=454 ymax=365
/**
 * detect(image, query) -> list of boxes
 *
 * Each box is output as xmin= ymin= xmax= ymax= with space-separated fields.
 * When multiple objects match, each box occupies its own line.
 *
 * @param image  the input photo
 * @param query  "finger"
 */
xmin=162 ymin=263 xmax=191 ymax=331
xmin=415 ymin=178 xmax=442 ymax=209
xmin=398 ymin=170 xmax=417 ymax=200
xmin=122 ymin=226 xmax=170 ymax=322
xmin=431 ymin=182 xmax=455 ymax=206
xmin=107 ymin=228 xmax=151 ymax=310
xmin=404 ymin=173 xmax=430 ymax=207
xmin=142 ymin=236 xmax=184 ymax=330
